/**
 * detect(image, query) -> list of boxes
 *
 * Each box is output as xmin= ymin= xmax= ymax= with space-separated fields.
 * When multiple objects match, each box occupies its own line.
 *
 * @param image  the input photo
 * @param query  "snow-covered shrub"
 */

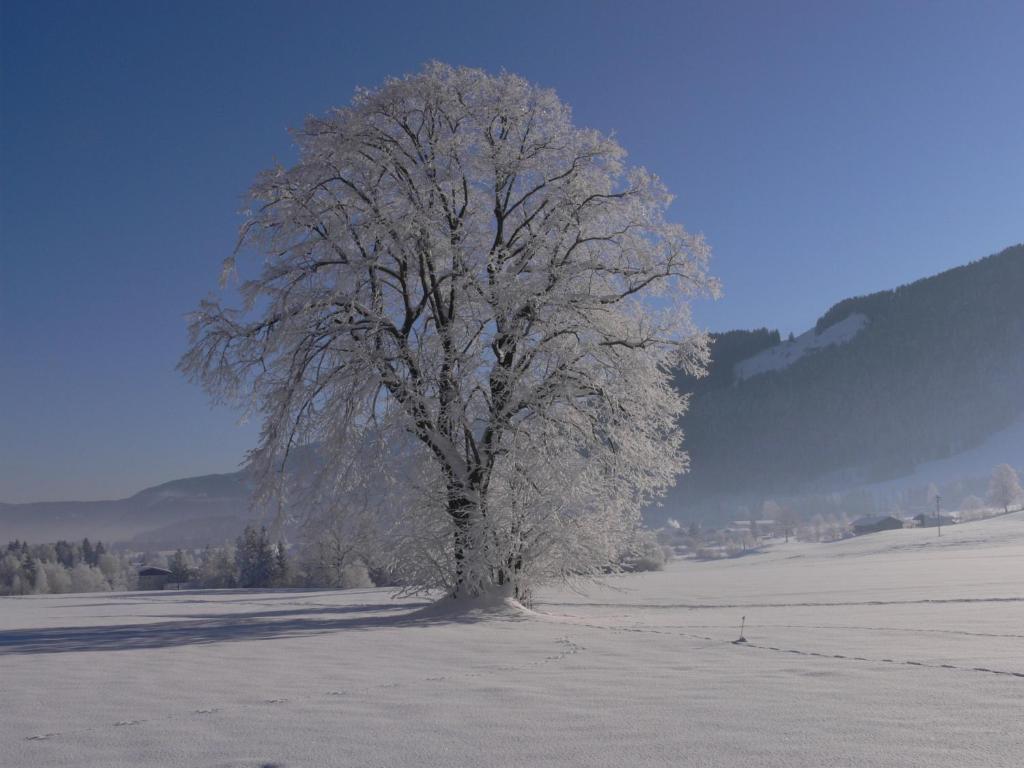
xmin=198 ymin=545 xmax=237 ymax=588
xmin=70 ymin=563 xmax=110 ymax=593
xmin=42 ymin=561 xmax=71 ymax=593
xmin=339 ymin=562 xmax=374 ymax=589
xmin=620 ymin=530 xmax=668 ymax=571
xmin=695 ymin=547 xmax=724 ymax=560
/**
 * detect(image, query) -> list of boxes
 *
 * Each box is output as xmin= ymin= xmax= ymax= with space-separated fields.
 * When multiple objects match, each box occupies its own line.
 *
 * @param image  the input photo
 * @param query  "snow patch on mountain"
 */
xmin=734 ymin=312 xmax=868 ymax=381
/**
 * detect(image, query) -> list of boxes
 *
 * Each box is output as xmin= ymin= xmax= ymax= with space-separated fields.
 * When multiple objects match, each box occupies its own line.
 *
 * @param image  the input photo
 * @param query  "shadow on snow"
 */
xmin=0 ymin=599 xmax=527 ymax=655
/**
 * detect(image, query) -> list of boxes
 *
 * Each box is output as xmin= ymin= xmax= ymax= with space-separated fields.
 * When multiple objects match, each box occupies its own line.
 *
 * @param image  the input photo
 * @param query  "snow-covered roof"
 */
xmin=138 ymin=566 xmax=172 ymax=576
xmin=851 ymin=515 xmax=900 ymax=527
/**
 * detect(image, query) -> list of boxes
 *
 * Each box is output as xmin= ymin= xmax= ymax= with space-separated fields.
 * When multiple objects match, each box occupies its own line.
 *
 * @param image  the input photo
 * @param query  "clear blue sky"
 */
xmin=2 ymin=0 xmax=1021 ymax=502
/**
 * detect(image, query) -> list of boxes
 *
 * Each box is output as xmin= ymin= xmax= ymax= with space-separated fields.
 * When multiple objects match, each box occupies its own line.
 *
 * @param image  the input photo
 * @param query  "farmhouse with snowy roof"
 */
xmin=851 ymin=515 xmax=904 ymax=535
xmin=727 ymin=519 xmax=778 ymax=537
xmin=137 ymin=566 xmax=172 ymax=590
xmin=913 ymin=513 xmax=956 ymax=528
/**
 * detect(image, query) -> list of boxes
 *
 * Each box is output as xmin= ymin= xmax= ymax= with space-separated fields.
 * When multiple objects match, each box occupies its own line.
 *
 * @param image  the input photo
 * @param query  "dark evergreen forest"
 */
xmin=672 ymin=244 xmax=1024 ymax=512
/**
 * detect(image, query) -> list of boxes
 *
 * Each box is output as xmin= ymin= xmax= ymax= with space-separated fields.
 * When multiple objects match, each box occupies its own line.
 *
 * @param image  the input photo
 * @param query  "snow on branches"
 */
xmin=180 ymin=63 xmax=718 ymax=599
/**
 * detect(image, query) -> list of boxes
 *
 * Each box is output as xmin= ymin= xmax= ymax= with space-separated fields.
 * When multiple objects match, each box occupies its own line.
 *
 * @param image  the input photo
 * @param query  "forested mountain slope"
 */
xmin=671 ymin=244 xmax=1024 ymax=513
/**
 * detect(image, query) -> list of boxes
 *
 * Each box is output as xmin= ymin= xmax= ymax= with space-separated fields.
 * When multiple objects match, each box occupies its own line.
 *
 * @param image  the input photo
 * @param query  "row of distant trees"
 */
xmin=725 ymin=463 xmax=1023 ymax=536
xmin=148 ymin=525 xmax=378 ymax=592
xmin=0 ymin=525 xmax=378 ymax=596
xmin=2 ymin=516 xmax=673 ymax=597
xmin=161 ymin=522 xmax=671 ymax=589
xmin=0 ymin=538 xmax=137 ymax=595
xmin=656 ymin=463 xmax=1023 ymax=556
xmin=4 ymin=464 xmax=1018 ymax=596
xmin=778 ymin=464 xmax=1021 ymax=540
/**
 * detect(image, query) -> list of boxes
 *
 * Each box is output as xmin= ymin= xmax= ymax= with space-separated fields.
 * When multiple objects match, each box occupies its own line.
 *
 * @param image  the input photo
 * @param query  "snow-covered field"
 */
xmin=3 ymin=514 xmax=1023 ymax=767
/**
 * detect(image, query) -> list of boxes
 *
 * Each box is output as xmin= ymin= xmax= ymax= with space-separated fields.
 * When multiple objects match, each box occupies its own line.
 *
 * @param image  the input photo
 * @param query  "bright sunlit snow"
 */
xmin=3 ymin=511 xmax=1022 ymax=767
xmin=734 ymin=312 xmax=868 ymax=381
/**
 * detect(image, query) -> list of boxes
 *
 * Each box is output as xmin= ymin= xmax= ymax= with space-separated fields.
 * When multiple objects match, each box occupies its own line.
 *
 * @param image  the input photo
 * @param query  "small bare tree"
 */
xmin=181 ymin=63 xmax=717 ymax=599
xmin=988 ymin=464 xmax=1023 ymax=515
xmin=772 ymin=503 xmax=800 ymax=543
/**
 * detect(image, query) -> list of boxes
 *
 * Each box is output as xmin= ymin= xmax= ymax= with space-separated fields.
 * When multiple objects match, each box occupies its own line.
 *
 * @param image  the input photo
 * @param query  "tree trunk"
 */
xmin=448 ymin=488 xmax=475 ymax=597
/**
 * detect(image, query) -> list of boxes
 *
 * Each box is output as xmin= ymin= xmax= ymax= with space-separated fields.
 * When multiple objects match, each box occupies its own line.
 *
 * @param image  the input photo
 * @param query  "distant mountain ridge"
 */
xmin=0 ymin=472 xmax=253 ymax=547
xmin=669 ymin=243 xmax=1024 ymax=518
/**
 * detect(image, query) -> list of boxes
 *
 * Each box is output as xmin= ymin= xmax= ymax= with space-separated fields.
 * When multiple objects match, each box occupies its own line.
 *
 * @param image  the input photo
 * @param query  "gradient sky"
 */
xmin=2 ymin=0 xmax=1022 ymax=502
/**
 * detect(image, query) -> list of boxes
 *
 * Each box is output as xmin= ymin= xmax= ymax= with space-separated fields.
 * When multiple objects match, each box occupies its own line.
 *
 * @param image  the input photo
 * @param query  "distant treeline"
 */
xmin=153 ymin=524 xmax=374 ymax=590
xmin=2 ymin=519 xmax=681 ymax=596
xmin=0 ymin=525 xmax=377 ymax=596
xmin=674 ymin=244 xmax=1024 ymax=510
xmin=1 ymin=538 xmax=136 ymax=595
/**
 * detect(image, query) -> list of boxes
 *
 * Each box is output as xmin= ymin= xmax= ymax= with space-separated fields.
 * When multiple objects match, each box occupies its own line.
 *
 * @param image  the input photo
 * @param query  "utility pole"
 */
xmin=936 ymin=494 xmax=942 ymax=537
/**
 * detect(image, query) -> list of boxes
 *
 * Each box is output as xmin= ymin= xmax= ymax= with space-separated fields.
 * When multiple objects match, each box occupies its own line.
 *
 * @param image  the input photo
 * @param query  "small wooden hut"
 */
xmin=137 ymin=566 xmax=172 ymax=590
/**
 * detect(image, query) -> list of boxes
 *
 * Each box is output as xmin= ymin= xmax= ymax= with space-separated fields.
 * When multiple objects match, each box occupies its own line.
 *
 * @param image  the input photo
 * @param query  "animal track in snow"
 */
xmin=549 ymin=616 xmax=1024 ymax=681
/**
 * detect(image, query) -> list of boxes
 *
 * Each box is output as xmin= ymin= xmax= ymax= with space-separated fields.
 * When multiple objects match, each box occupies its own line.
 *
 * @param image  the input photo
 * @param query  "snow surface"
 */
xmin=734 ymin=312 xmax=868 ymax=381
xmin=3 ymin=512 xmax=1023 ymax=767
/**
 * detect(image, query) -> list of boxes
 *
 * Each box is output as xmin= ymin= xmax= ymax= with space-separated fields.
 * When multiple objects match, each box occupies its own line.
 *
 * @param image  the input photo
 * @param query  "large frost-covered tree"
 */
xmin=181 ymin=63 xmax=717 ymax=599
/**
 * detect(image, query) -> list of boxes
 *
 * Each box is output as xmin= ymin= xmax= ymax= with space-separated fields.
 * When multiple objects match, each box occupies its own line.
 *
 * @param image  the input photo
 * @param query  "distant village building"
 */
xmin=851 ymin=515 xmax=904 ymax=535
xmin=137 ymin=566 xmax=172 ymax=590
xmin=727 ymin=520 xmax=778 ymax=538
xmin=913 ymin=513 xmax=956 ymax=528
